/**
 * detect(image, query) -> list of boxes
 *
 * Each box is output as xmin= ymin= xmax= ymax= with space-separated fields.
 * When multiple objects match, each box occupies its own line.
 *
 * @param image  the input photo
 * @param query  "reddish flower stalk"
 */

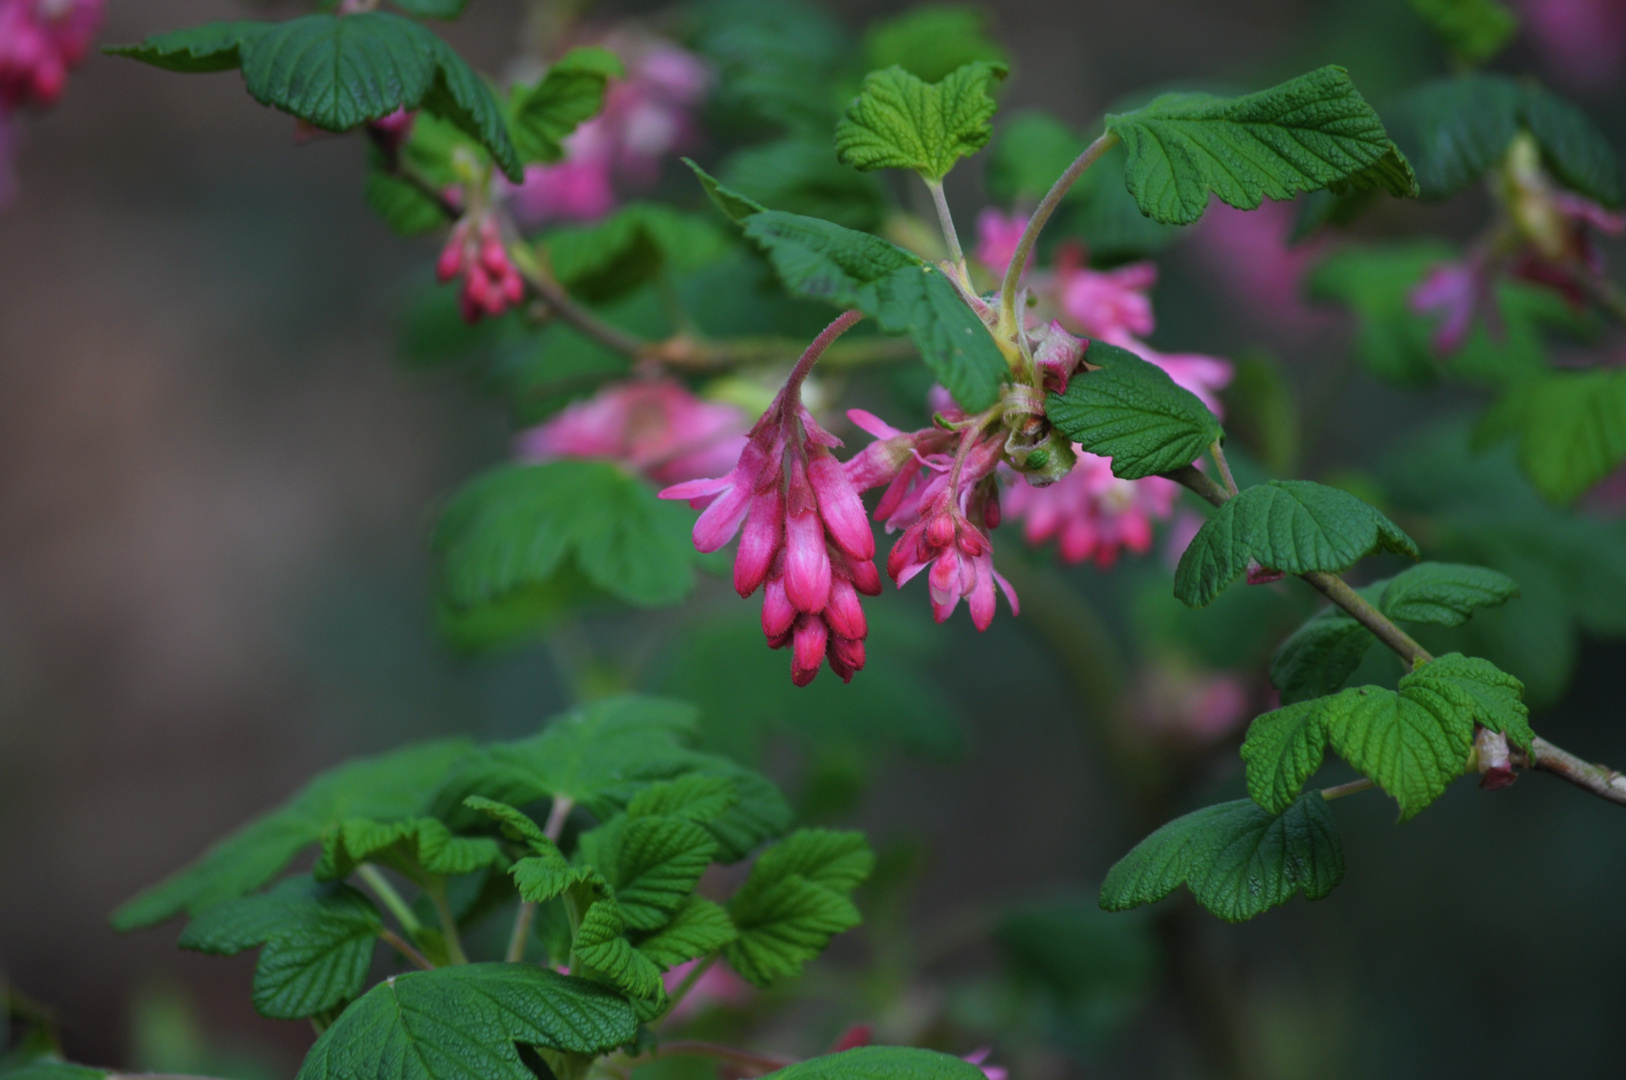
xmin=661 ymin=312 xmax=878 ymax=685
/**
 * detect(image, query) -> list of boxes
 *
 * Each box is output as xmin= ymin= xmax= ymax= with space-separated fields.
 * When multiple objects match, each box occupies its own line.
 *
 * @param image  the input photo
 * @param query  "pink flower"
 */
xmin=515 ymin=379 xmax=749 ymax=486
xmin=963 ymin=1048 xmax=1007 ymax=1080
xmin=660 ymin=959 xmax=751 ymax=1022
xmin=1517 ymin=0 xmax=1626 ymax=91
xmin=1055 ymin=249 xmax=1157 ymax=340
xmin=660 ymin=364 xmax=878 ymax=686
xmin=437 ymin=214 xmax=525 ymax=323
xmin=1188 ymin=201 xmax=1334 ymax=343
xmin=973 ymin=208 xmax=1029 ymax=278
xmin=1410 ymin=260 xmax=1484 ymax=355
xmin=1004 ymin=452 xmax=1180 ymax=568
xmin=0 ymin=0 xmax=102 ymax=111
xmin=368 ymin=107 xmax=415 ymax=155
xmin=507 ymin=143 xmax=618 ymax=226
xmin=1131 ymin=663 xmax=1252 ymax=744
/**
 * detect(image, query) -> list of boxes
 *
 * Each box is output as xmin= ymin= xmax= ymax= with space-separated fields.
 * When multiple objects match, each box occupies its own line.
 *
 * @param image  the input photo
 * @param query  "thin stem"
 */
xmin=1525 ymin=737 xmax=1626 ymax=805
xmin=1301 ymin=571 xmax=1431 ymax=666
xmin=1319 ymin=777 xmax=1377 ymax=800
xmin=661 ymin=955 xmax=717 ymax=1017
xmin=357 ymin=865 xmax=421 ymax=935
xmin=381 ymin=928 xmax=435 ymax=971
xmin=784 ymin=310 xmax=865 ymax=400
xmin=925 ymin=178 xmax=969 ymax=284
xmin=653 ymin=1041 xmax=794 ymax=1074
xmin=506 ymin=796 xmax=575 ymax=963
xmin=427 ymin=880 xmax=469 ymax=965
xmin=1165 ymin=463 xmax=1229 ymax=507
xmin=513 ymin=256 xmax=650 ymax=359
xmin=999 ymin=130 xmax=1120 ymax=329
xmin=1210 ymin=440 xmax=1239 ymax=497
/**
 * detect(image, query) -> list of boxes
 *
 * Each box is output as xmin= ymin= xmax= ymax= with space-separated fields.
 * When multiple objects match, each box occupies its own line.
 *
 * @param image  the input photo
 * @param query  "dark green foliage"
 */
xmin=1173 ymin=481 xmax=1418 ymax=608
xmin=110 ymin=14 xmax=522 ymax=178
xmin=507 ymin=47 xmax=623 ymax=164
xmin=179 ymin=876 xmax=381 ymax=1020
xmin=545 ymin=204 xmax=731 ymax=305
xmin=725 ymin=830 xmax=874 ymax=985
xmin=1408 ymin=0 xmax=1518 ymax=66
xmin=720 ymin=140 xmax=889 ymax=231
xmin=1046 ymin=341 xmax=1223 ymax=479
xmin=861 ymin=6 xmax=1007 ymax=84
xmin=1476 ymin=369 xmax=1626 ymax=504
xmin=759 ymin=1048 xmax=989 ymax=1080
xmin=1099 ymin=794 xmax=1345 ymax=922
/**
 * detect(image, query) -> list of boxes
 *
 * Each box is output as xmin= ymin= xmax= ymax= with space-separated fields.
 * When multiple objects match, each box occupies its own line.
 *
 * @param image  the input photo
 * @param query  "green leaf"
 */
xmin=1476 ymin=370 xmax=1626 ymax=504
xmin=573 ymin=901 xmax=664 ymax=1000
xmin=313 ymin=817 xmax=505 ymax=884
xmin=581 ymin=816 xmax=718 ymax=932
xmin=461 ymin=795 xmax=550 ymax=849
xmin=1104 ymin=65 xmax=1416 ymax=226
xmin=760 ymin=1048 xmax=988 ymax=1080
xmin=389 ymin=0 xmax=469 ymax=17
xmin=507 ymin=47 xmax=622 ymax=163
xmin=627 ymin=776 xmax=740 ymax=824
xmin=1268 ymin=602 xmax=1374 ymax=707
xmin=113 ymin=740 xmax=473 ymax=931
xmin=834 ymin=61 xmax=1008 ymax=182
xmin=1100 ymin=794 xmax=1343 ymax=922
xmin=2 ymin=1067 xmax=107 ymax=1080
xmin=634 ymin=896 xmax=738 ymax=970
xmin=295 ymin=964 xmax=637 ymax=1080
xmin=110 ymin=14 xmax=521 ymax=180
xmin=434 ymin=461 xmax=699 ymax=612
xmin=689 ymin=0 xmax=850 ymax=136
xmin=1408 ymin=0 xmax=1518 ymax=66
xmin=546 ymin=204 xmax=731 ymax=305
xmin=720 ymin=139 xmax=889 ymax=232
xmin=180 ymin=876 xmax=381 ymax=1020
xmin=1045 ymin=341 xmax=1223 ymax=479
xmin=1245 ymin=653 xmax=1529 ymax=818
xmin=1390 ymin=74 xmax=1622 ymax=206
xmin=1378 ymin=562 xmax=1520 ymax=625
xmin=861 ymin=6 xmax=1007 ymax=85
xmin=723 ymin=830 xmax=873 ymax=986
xmin=1173 ymin=480 xmax=1418 ymax=607
xmin=684 ymin=157 xmax=768 ymax=224
xmin=740 ymin=211 xmax=1007 ymax=410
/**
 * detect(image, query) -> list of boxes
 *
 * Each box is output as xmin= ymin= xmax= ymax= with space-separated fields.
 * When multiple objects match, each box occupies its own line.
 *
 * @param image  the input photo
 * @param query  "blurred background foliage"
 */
xmin=2 ymin=0 xmax=1625 ymax=1078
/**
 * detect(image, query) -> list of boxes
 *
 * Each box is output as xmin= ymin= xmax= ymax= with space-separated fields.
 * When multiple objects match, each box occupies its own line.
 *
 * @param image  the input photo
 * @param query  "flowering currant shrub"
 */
xmin=8 ymin=0 xmax=1626 ymax=1078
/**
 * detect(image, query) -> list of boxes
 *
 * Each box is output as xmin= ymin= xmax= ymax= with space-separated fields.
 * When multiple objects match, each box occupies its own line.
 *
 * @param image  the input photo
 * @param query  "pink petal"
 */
xmin=734 ymin=486 xmax=784 ymax=596
xmin=809 ymin=450 xmax=875 ymax=560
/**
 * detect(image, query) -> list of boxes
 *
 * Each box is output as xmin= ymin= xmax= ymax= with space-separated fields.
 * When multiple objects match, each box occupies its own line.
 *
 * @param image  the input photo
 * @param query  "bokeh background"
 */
xmin=3 ymin=1 xmax=1625 ymax=1078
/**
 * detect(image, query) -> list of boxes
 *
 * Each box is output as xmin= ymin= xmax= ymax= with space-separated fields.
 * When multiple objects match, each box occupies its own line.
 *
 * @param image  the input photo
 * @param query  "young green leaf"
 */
xmin=1268 ymin=603 xmax=1374 ymax=707
xmin=295 ymin=965 xmax=637 ymax=1080
xmin=313 ymin=817 xmax=505 ymax=885
xmin=1099 ymin=794 xmax=1344 ymax=922
xmin=1378 ymin=562 xmax=1520 ymax=625
xmin=580 ymin=815 xmax=718 ymax=932
xmin=113 ymin=739 xmax=473 ymax=931
xmin=1173 ymin=480 xmax=1418 ymax=608
xmin=1408 ymin=0 xmax=1518 ymax=66
xmin=683 ymin=157 xmax=769 ymax=223
xmin=433 ymin=461 xmax=700 ymax=613
xmin=626 ymin=776 xmax=740 ymax=824
xmin=461 ymin=796 xmax=550 ymax=849
xmin=833 ymin=61 xmax=1008 ymax=182
xmin=1476 ymin=370 xmax=1626 ymax=504
xmin=180 ymin=876 xmax=381 ymax=1020
xmin=740 ymin=211 xmax=1007 ymax=410
xmin=508 ymin=47 xmax=623 ymax=164
xmin=1104 ymin=65 xmax=1417 ymax=226
xmin=723 ymin=830 xmax=873 ymax=986
xmin=861 ymin=6 xmax=1008 ymax=85
xmin=634 ymin=896 xmax=738 ymax=970
xmin=1246 ymin=653 xmax=1530 ymax=817
xmin=760 ymin=1048 xmax=989 ymax=1080
xmin=545 ymin=204 xmax=731 ymax=305
xmin=1045 ymin=341 xmax=1223 ymax=479
xmin=572 ymin=901 xmax=665 ymax=1000
xmin=1390 ymin=74 xmax=1622 ymax=205
xmin=111 ymin=15 xmax=522 ymax=179
xmin=510 ymin=850 xmax=594 ymax=905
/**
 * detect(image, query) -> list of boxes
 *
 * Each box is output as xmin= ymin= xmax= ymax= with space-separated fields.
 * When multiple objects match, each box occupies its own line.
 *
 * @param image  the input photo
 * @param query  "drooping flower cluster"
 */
xmin=844 ymin=408 xmax=1018 ymax=629
xmin=0 ymin=0 xmax=102 ymax=208
xmin=660 ymin=351 xmax=878 ymax=686
xmin=506 ymin=32 xmax=710 ymax=228
xmin=1411 ymin=132 xmax=1626 ymax=354
xmin=973 ymin=211 xmax=1233 ymax=568
xmin=515 ymin=378 xmax=748 ymax=486
xmin=437 ymin=214 xmax=526 ymax=323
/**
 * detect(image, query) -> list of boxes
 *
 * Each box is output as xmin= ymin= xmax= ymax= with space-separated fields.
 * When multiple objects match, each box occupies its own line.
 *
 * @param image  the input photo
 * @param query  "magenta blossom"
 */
xmin=0 ymin=0 xmax=102 ymax=111
xmin=1188 ymin=200 xmax=1334 ymax=343
xmin=963 ymin=1048 xmax=1008 ymax=1080
xmin=506 ymin=32 xmax=710 ymax=227
xmin=1055 ymin=247 xmax=1157 ymax=340
xmin=1004 ymin=452 xmax=1180 ymax=568
xmin=1410 ymin=260 xmax=1484 ymax=355
xmin=1517 ymin=0 xmax=1626 ymax=91
xmin=660 ymin=958 xmax=751 ymax=1023
xmin=437 ymin=214 xmax=525 ymax=323
xmin=516 ymin=379 xmax=748 ymax=486
xmin=973 ymin=207 xmax=1030 ymax=280
xmin=661 ymin=320 xmax=879 ymax=685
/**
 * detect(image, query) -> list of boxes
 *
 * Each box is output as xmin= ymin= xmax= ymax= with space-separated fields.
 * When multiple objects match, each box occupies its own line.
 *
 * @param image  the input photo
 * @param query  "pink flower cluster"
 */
xmin=437 ymin=214 xmax=525 ymax=323
xmin=974 ymin=211 xmax=1232 ymax=568
xmin=0 ymin=0 xmax=102 ymax=208
xmin=661 ymin=357 xmax=879 ymax=686
xmin=516 ymin=378 xmax=748 ymax=486
xmin=507 ymin=33 xmax=710 ymax=227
